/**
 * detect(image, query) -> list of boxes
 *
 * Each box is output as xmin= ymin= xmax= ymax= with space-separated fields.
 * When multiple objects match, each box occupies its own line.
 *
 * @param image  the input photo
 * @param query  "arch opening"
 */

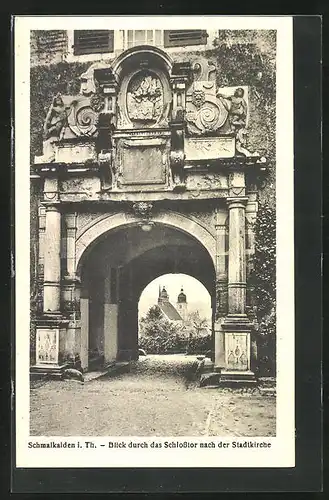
xmin=138 ymin=274 xmax=212 ymax=356
xmin=78 ymin=220 xmax=216 ymax=370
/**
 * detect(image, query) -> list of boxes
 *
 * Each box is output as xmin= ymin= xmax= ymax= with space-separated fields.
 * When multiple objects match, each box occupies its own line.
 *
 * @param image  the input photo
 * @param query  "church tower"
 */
xmin=158 ymin=285 xmax=169 ymax=305
xmin=176 ymin=287 xmax=188 ymax=322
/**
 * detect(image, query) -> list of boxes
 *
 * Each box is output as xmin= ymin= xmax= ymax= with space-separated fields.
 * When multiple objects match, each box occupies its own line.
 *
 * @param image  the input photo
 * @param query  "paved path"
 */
xmin=30 ymin=355 xmax=275 ymax=437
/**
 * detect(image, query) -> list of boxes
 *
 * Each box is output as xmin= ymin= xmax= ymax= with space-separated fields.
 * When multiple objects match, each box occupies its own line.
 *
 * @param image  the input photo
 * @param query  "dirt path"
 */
xmin=30 ymin=355 xmax=275 ymax=437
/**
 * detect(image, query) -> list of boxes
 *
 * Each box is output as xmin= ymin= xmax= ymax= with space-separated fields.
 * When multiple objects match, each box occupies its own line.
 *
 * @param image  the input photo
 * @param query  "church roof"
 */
xmin=159 ymin=302 xmax=183 ymax=321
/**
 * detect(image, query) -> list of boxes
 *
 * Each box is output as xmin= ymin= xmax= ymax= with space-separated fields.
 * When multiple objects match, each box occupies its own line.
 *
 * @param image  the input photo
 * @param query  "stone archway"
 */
xmin=76 ymin=213 xmax=216 ymax=370
xmin=76 ymin=210 xmax=217 ymax=276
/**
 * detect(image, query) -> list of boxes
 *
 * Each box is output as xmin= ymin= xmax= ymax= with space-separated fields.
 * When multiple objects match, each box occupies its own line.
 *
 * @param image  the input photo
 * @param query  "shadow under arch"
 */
xmin=76 ymin=212 xmax=217 ymax=369
xmin=75 ymin=210 xmax=216 ymax=279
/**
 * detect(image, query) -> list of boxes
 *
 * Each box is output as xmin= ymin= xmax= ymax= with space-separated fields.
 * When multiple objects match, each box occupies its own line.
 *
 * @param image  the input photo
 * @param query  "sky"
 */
xmin=138 ymin=273 xmax=212 ymax=321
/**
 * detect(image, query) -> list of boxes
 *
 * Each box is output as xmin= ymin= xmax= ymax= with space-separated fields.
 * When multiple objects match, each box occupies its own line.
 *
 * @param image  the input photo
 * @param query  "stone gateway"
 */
xmin=30 ymin=32 xmax=272 ymax=384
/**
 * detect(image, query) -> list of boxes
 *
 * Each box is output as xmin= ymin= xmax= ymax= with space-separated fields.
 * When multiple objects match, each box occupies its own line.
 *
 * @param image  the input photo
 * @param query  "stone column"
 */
xmin=43 ymin=204 xmax=61 ymax=313
xmin=227 ymin=197 xmax=248 ymax=316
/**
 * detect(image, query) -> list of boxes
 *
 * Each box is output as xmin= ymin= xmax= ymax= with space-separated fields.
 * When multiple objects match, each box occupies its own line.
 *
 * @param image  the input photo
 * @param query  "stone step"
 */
xmin=30 ymin=364 xmax=69 ymax=379
xmin=199 ymin=371 xmax=257 ymax=388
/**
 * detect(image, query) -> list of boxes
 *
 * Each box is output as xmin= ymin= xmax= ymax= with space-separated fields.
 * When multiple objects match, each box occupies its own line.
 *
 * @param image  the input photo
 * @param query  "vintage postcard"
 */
xmin=14 ymin=15 xmax=294 ymax=470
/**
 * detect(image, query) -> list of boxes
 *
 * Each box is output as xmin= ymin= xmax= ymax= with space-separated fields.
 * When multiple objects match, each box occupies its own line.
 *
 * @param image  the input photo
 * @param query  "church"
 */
xmin=157 ymin=286 xmax=188 ymax=323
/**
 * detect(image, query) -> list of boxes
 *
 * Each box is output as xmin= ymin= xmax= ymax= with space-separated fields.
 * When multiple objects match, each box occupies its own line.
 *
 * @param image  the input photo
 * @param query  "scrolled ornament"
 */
xmin=75 ymin=104 xmax=98 ymax=136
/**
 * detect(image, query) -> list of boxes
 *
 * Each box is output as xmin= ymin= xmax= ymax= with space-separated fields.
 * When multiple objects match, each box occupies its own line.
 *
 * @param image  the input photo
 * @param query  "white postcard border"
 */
xmin=14 ymin=15 xmax=294 ymax=468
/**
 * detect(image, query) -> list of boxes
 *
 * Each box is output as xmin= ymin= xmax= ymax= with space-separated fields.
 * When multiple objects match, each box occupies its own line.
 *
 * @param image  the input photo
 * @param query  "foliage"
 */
xmin=139 ymin=306 xmax=211 ymax=355
xmin=184 ymin=334 xmax=212 ymax=355
xmin=143 ymin=305 xmax=163 ymax=322
xmin=139 ymin=332 xmax=186 ymax=355
xmin=250 ymin=201 xmax=276 ymax=375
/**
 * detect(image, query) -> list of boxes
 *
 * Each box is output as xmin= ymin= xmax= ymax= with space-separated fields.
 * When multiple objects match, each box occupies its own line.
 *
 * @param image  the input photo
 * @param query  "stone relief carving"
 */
xmin=226 ymin=335 xmax=248 ymax=371
xmin=35 ymin=50 xmax=262 ymax=172
xmin=127 ymin=71 xmax=163 ymax=124
xmin=186 ymin=80 xmax=229 ymax=136
xmin=217 ymin=87 xmax=247 ymax=131
xmin=217 ymin=87 xmax=260 ymax=158
xmin=43 ymin=93 xmax=67 ymax=141
xmin=79 ymin=62 xmax=109 ymax=96
xmin=42 ymin=93 xmax=68 ymax=162
xmin=66 ymin=97 xmax=99 ymax=137
xmin=40 ymin=93 xmax=99 ymax=163
xmin=192 ymin=60 xmax=217 ymax=82
xmin=132 ymin=202 xmax=154 ymax=219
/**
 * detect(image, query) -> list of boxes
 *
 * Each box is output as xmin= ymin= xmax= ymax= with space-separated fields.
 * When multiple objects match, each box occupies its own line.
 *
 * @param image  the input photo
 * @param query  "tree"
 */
xmin=144 ymin=305 xmax=163 ymax=322
xmin=139 ymin=306 xmax=184 ymax=353
xmin=184 ymin=311 xmax=210 ymax=354
xmin=250 ymin=201 xmax=276 ymax=375
xmin=187 ymin=310 xmax=209 ymax=336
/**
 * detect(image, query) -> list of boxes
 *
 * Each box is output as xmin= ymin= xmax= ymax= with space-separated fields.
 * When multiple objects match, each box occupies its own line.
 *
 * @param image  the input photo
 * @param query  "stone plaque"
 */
xmin=185 ymin=137 xmax=235 ymax=161
xmin=119 ymin=139 xmax=167 ymax=185
xmin=56 ymin=143 xmax=97 ymax=164
xmin=36 ymin=327 xmax=59 ymax=365
xmin=224 ymin=332 xmax=250 ymax=371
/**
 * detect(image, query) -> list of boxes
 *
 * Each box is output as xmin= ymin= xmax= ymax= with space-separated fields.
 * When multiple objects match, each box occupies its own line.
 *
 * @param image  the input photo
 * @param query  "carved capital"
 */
xmin=65 ymin=213 xmax=77 ymax=230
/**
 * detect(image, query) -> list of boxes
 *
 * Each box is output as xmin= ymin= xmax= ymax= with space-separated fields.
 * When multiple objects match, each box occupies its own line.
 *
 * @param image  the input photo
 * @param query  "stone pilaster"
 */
xmin=65 ymin=213 xmax=77 ymax=278
xmin=103 ymin=265 xmax=119 ymax=365
xmin=43 ymin=204 xmax=61 ymax=313
xmin=38 ymin=205 xmax=46 ymax=278
xmin=215 ymin=221 xmax=228 ymax=316
xmin=214 ymin=213 xmax=228 ymax=369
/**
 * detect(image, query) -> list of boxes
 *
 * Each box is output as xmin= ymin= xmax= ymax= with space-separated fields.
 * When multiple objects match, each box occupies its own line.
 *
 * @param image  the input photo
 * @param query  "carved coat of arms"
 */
xmin=127 ymin=72 xmax=164 ymax=124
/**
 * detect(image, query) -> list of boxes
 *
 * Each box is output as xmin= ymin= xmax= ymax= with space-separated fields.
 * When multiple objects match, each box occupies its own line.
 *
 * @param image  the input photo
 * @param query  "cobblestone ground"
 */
xmin=30 ymin=355 xmax=276 ymax=437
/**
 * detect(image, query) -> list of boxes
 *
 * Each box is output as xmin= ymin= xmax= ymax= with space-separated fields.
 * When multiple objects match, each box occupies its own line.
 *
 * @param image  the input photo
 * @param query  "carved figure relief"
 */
xmin=127 ymin=71 xmax=164 ymax=125
xmin=217 ymin=87 xmax=247 ymax=132
xmin=217 ymin=87 xmax=258 ymax=157
xmin=42 ymin=93 xmax=68 ymax=162
xmin=43 ymin=93 xmax=67 ymax=141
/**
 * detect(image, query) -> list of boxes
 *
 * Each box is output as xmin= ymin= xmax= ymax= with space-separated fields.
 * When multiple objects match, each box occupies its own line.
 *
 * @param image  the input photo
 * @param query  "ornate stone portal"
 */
xmin=32 ymin=45 xmax=267 ymax=383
